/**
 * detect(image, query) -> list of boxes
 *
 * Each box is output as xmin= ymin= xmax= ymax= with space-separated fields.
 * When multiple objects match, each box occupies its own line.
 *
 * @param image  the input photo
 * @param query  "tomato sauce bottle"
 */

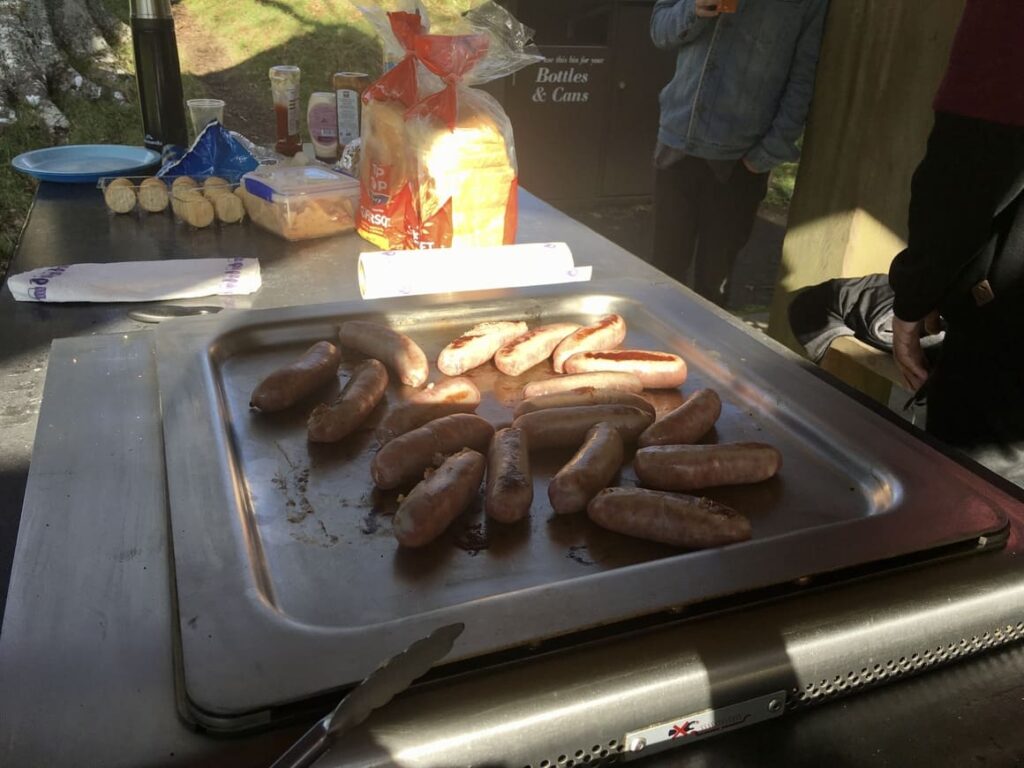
xmin=269 ymin=65 xmax=302 ymax=157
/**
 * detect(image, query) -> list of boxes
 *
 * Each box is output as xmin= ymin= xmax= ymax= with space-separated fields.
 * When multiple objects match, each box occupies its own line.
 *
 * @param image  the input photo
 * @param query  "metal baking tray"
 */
xmin=155 ymin=279 xmax=1010 ymax=725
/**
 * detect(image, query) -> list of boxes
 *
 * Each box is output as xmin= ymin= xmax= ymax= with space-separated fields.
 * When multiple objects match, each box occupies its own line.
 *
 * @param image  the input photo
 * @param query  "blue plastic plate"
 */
xmin=11 ymin=144 xmax=162 ymax=183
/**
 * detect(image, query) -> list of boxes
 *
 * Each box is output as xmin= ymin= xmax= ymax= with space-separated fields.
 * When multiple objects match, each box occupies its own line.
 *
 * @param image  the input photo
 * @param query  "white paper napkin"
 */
xmin=357 ymin=242 xmax=592 ymax=300
xmin=7 ymin=258 xmax=261 ymax=303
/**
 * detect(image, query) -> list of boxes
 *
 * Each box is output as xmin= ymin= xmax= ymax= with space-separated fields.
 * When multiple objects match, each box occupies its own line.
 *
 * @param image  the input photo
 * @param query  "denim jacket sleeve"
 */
xmin=650 ymin=0 xmax=713 ymax=49
xmin=744 ymin=0 xmax=829 ymax=173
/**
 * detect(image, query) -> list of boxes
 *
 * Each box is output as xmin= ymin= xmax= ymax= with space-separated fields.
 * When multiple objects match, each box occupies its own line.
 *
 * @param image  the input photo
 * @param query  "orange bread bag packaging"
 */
xmin=357 ymin=2 xmax=542 ymax=250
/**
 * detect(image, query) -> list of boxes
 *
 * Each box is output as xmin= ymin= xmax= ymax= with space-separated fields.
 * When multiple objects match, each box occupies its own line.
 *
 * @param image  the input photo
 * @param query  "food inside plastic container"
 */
xmin=241 ymin=165 xmax=359 ymax=241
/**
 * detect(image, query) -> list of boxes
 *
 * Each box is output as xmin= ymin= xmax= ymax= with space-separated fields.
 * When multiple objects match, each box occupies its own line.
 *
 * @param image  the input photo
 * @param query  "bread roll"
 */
xmin=103 ymin=177 xmax=137 ymax=214
xmin=203 ymin=176 xmax=231 ymax=198
xmin=137 ymin=177 xmax=169 ymax=213
xmin=213 ymin=192 xmax=245 ymax=223
xmin=176 ymin=188 xmax=215 ymax=228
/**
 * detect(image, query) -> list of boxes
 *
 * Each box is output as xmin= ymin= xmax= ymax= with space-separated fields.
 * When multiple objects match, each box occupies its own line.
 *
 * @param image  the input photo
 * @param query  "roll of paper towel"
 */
xmin=357 ymin=242 xmax=592 ymax=300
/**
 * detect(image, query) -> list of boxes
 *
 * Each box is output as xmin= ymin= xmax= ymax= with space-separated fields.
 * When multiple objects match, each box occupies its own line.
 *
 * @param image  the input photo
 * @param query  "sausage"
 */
xmin=634 ymin=442 xmax=782 ymax=491
xmin=338 ymin=320 xmax=429 ymax=388
xmin=250 ymin=340 xmax=342 ymax=412
xmin=494 ymin=322 xmax=580 ymax=377
xmin=485 ymin=428 xmax=533 ymax=523
xmin=563 ymin=350 xmax=688 ymax=389
xmin=522 ymin=371 xmax=643 ymax=399
xmin=512 ymin=404 xmax=653 ymax=449
xmin=551 ymin=313 xmax=627 ymax=373
xmin=548 ymin=423 xmax=624 ymax=514
xmin=307 ymin=359 xmax=389 ymax=443
xmin=587 ymin=487 xmax=751 ymax=548
xmin=437 ymin=320 xmax=529 ymax=376
xmin=371 ymin=413 xmax=495 ymax=489
xmin=638 ymin=388 xmax=722 ymax=447
xmin=376 ymin=377 xmax=482 ymax=445
xmin=393 ymin=448 xmax=486 ymax=547
xmin=514 ymin=388 xmax=656 ymax=420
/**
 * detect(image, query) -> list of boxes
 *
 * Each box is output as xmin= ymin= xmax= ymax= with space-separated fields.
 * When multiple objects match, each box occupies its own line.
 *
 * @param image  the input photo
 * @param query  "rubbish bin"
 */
xmin=505 ymin=0 xmax=675 ymax=203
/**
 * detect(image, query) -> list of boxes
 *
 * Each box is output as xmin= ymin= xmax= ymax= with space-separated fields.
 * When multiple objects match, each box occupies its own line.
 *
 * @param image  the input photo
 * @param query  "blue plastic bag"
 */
xmin=157 ymin=121 xmax=259 ymax=182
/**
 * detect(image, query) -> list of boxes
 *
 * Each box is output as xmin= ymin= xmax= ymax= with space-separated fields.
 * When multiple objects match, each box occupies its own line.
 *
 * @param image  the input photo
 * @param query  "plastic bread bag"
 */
xmin=355 ymin=1 xmax=541 ymax=250
xmin=401 ymin=2 xmax=542 ymax=249
xmin=356 ymin=6 xmax=433 ymax=249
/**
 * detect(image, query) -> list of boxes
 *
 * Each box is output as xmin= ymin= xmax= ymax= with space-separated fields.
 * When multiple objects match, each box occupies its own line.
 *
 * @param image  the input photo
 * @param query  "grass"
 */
xmin=767 ymin=160 xmax=798 ymax=212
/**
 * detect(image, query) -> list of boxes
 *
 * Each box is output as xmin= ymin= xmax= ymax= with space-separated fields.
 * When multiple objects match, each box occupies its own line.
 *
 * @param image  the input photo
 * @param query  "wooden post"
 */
xmin=767 ymin=1 xmax=967 ymax=355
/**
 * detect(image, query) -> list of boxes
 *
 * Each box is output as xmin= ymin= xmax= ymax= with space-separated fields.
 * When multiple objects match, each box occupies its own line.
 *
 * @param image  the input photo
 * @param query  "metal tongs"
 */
xmin=270 ymin=623 xmax=465 ymax=768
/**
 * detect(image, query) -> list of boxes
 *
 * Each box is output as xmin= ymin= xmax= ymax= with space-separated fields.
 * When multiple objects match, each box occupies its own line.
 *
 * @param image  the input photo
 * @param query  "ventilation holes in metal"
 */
xmin=523 ymin=740 xmax=626 ymax=768
xmin=787 ymin=622 xmax=1024 ymax=710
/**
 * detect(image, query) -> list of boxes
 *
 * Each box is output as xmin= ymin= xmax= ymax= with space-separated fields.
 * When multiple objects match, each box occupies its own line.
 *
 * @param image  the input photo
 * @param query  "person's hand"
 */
xmin=695 ymin=0 xmax=721 ymax=18
xmin=892 ymin=310 xmax=939 ymax=392
xmin=741 ymin=157 xmax=760 ymax=174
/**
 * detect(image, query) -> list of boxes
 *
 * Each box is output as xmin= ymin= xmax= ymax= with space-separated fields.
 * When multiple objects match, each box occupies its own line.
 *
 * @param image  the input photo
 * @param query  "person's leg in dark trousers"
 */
xmin=693 ymin=165 xmax=770 ymax=307
xmin=652 ymin=156 xmax=709 ymax=285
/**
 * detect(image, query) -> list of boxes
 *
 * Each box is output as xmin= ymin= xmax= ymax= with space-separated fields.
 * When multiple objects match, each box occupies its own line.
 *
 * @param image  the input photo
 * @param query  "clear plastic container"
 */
xmin=240 ymin=165 xmax=360 ymax=241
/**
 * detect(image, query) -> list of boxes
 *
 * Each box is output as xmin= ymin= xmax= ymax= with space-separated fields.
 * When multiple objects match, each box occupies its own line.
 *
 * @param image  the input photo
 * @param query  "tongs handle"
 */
xmin=269 ymin=718 xmax=330 ymax=768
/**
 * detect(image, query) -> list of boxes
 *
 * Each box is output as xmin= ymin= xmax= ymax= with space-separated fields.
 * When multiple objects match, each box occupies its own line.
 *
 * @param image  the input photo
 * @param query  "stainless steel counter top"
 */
xmin=1 ymin=185 xmax=1023 ymax=767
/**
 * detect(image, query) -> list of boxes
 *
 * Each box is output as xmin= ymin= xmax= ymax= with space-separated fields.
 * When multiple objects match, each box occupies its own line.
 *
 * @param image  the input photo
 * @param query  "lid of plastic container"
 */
xmin=243 ymin=165 xmax=358 ymax=202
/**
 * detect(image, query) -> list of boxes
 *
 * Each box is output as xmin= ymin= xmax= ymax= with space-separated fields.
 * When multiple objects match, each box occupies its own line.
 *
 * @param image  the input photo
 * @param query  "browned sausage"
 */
xmin=512 ymin=404 xmax=653 ymax=449
xmin=250 ymin=340 xmax=342 ymax=412
xmin=563 ymin=350 xmax=688 ymax=389
xmin=307 ymin=359 xmax=389 ymax=443
xmin=638 ymin=388 xmax=722 ymax=447
xmin=587 ymin=487 xmax=751 ymax=548
xmin=522 ymin=371 xmax=643 ymax=399
xmin=551 ymin=313 xmax=628 ymax=373
xmin=393 ymin=448 xmax=486 ymax=547
xmin=485 ymin=428 xmax=533 ymax=523
xmin=634 ymin=442 xmax=782 ymax=491
xmin=338 ymin=320 xmax=428 ymax=387
xmin=548 ymin=423 xmax=624 ymax=514
xmin=437 ymin=321 xmax=529 ymax=376
xmin=371 ymin=413 xmax=495 ymax=489
xmin=514 ymin=388 xmax=656 ymax=420
xmin=376 ymin=377 xmax=482 ymax=444
xmin=494 ymin=322 xmax=580 ymax=377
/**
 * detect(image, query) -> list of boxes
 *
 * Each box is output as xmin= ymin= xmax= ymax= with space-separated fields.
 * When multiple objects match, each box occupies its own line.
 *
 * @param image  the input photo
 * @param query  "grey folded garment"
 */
xmin=788 ymin=273 xmax=944 ymax=363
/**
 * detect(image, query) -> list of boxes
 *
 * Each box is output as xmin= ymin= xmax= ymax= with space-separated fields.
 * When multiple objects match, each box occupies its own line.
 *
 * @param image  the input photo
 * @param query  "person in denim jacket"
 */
xmin=650 ymin=0 xmax=828 ymax=306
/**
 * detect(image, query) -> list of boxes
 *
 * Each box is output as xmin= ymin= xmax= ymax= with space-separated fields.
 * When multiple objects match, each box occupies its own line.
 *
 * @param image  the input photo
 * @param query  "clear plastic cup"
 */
xmin=187 ymin=99 xmax=226 ymax=134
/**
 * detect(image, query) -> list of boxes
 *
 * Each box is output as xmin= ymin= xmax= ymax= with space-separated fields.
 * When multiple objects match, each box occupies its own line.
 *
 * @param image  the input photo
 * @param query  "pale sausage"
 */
xmin=494 ymin=322 xmax=580 ymax=377
xmin=485 ymin=428 xmax=533 ymax=523
xmin=437 ymin=320 xmax=528 ymax=376
xmin=551 ymin=313 xmax=627 ymax=373
xmin=587 ymin=487 xmax=751 ymax=548
xmin=307 ymin=359 xmax=389 ymax=443
xmin=638 ymin=388 xmax=722 ymax=447
xmin=522 ymin=371 xmax=643 ymax=399
xmin=563 ymin=349 xmax=688 ymax=389
xmin=376 ymin=377 xmax=481 ymax=444
xmin=371 ymin=413 xmax=494 ymax=489
xmin=634 ymin=442 xmax=782 ymax=491
xmin=338 ymin=320 xmax=429 ymax=388
xmin=514 ymin=388 xmax=655 ymax=420
xmin=512 ymin=404 xmax=653 ymax=449
xmin=250 ymin=340 xmax=342 ymax=412
xmin=393 ymin=448 xmax=486 ymax=547
xmin=548 ymin=423 xmax=624 ymax=514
